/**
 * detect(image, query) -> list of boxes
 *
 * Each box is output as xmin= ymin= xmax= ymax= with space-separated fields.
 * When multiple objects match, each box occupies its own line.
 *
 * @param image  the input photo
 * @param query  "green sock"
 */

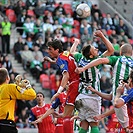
xmin=90 ymin=126 xmax=99 ymax=133
xmin=79 ymin=127 xmax=88 ymax=133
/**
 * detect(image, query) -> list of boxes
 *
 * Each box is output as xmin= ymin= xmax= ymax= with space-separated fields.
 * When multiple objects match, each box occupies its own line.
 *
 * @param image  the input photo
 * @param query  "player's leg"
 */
xmin=79 ymin=120 xmax=89 ymax=133
xmin=62 ymin=81 xmax=79 ymax=133
xmin=62 ymin=105 xmax=74 ymax=133
xmin=83 ymin=98 xmax=101 ymax=133
xmin=90 ymin=122 xmax=99 ymax=133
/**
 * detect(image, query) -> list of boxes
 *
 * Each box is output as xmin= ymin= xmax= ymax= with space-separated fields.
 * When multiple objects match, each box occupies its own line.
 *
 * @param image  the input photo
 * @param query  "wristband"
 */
xmin=57 ymin=86 xmax=64 ymax=94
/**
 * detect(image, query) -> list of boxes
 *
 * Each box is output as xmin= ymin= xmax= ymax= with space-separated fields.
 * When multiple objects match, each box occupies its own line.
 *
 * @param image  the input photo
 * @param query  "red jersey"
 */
xmin=57 ymin=51 xmax=79 ymax=82
xmin=31 ymin=103 xmax=55 ymax=133
xmin=57 ymin=92 xmax=67 ymax=124
xmin=56 ymin=51 xmax=79 ymax=104
xmin=106 ymin=113 xmax=125 ymax=133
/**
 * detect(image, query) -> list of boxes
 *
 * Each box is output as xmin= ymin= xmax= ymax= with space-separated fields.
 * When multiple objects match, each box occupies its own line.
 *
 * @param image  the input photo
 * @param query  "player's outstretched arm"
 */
xmin=51 ymin=71 xmax=69 ymax=102
xmin=32 ymin=108 xmax=55 ymax=124
xmin=75 ymin=58 xmax=109 ymax=74
xmin=87 ymin=86 xmax=112 ymax=100
xmin=43 ymin=56 xmax=56 ymax=64
xmin=94 ymin=30 xmax=114 ymax=57
xmin=94 ymin=108 xmax=115 ymax=121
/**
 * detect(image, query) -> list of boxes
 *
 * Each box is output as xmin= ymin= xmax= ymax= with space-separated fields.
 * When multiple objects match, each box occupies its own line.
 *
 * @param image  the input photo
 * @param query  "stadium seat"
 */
xmin=63 ymin=3 xmax=73 ymax=16
xmin=40 ymin=74 xmax=50 ymax=89
xmin=72 ymin=28 xmax=80 ymax=38
xmin=73 ymin=20 xmax=80 ymax=30
xmin=27 ymin=10 xmax=35 ymax=17
xmin=6 ymin=9 xmax=17 ymax=23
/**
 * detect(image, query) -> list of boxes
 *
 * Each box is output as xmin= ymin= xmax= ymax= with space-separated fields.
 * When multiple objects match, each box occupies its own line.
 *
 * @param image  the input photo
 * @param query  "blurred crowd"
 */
xmin=0 ymin=0 xmax=133 ymax=131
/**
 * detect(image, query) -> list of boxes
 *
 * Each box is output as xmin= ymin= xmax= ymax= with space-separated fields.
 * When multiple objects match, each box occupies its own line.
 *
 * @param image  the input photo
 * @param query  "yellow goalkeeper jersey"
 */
xmin=0 ymin=83 xmax=36 ymax=121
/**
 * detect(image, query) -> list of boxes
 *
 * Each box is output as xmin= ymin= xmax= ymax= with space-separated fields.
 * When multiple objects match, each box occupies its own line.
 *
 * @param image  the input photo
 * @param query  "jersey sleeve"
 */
xmin=121 ymin=89 xmax=133 ymax=103
xmin=107 ymin=56 xmax=119 ymax=66
xmin=51 ymin=98 xmax=60 ymax=109
xmin=29 ymin=110 xmax=36 ymax=122
xmin=8 ymin=84 xmax=36 ymax=100
xmin=74 ymin=52 xmax=82 ymax=63
xmin=56 ymin=57 xmax=68 ymax=73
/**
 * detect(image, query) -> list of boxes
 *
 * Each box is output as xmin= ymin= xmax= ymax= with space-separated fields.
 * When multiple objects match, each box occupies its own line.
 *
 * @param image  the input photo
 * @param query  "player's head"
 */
xmin=36 ymin=92 xmax=45 ymax=104
xmin=120 ymin=43 xmax=132 ymax=56
xmin=47 ymin=39 xmax=63 ymax=58
xmin=129 ymin=70 xmax=133 ymax=87
xmin=0 ymin=68 xmax=10 ymax=85
xmin=82 ymin=44 xmax=98 ymax=59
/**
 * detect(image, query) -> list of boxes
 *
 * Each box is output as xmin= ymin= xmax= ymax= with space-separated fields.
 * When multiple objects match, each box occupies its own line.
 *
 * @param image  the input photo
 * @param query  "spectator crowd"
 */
xmin=0 ymin=0 xmax=133 ymax=131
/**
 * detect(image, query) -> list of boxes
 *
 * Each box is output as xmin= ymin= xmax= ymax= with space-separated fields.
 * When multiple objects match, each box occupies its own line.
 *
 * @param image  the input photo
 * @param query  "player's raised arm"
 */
xmin=70 ymin=38 xmax=80 ymax=55
xmin=94 ymin=30 xmax=114 ymax=57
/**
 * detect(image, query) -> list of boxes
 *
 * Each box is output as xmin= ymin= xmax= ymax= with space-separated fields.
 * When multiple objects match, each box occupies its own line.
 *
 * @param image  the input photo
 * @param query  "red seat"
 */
xmin=72 ymin=28 xmax=80 ymax=38
xmin=40 ymin=74 xmax=50 ymax=89
xmin=6 ymin=9 xmax=17 ymax=23
xmin=27 ymin=9 xmax=35 ymax=17
xmin=63 ymin=3 xmax=73 ymax=16
xmin=73 ymin=20 xmax=80 ymax=30
xmin=129 ymin=39 xmax=133 ymax=45
xmin=63 ymin=3 xmax=71 ymax=9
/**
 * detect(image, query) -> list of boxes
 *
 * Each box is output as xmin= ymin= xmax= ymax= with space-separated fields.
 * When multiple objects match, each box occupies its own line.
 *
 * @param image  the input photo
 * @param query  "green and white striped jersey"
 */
xmin=107 ymin=55 xmax=133 ymax=99
xmin=74 ymin=53 xmax=102 ymax=95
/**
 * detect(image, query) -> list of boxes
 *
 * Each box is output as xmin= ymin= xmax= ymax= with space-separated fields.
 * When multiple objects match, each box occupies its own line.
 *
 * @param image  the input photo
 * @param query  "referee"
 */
xmin=0 ymin=68 xmax=36 ymax=133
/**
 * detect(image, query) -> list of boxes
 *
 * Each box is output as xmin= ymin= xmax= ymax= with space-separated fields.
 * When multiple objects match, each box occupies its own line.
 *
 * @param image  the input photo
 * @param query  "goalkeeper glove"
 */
xmin=20 ymin=79 xmax=32 ymax=89
xmin=15 ymin=75 xmax=23 ymax=86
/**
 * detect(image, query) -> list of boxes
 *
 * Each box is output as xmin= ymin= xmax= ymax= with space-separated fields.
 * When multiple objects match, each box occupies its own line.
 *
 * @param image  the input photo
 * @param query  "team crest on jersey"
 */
xmin=45 ymin=107 xmax=49 ymax=110
xmin=120 ymin=56 xmax=133 ymax=68
xmin=62 ymin=51 xmax=69 ymax=57
xmin=60 ymin=64 xmax=65 ymax=69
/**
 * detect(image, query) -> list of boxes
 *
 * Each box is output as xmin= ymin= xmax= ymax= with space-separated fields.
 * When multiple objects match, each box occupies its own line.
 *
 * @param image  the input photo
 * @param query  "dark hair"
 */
xmin=82 ymin=45 xmax=91 ymax=59
xmin=47 ymin=39 xmax=63 ymax=53
xmin=36 ymin=92 xmax=45 ymax=98
xmin=0 ymin=68 xmax=8 ymax=85
xmin=129 ymin=70 xmax=133 ymax=82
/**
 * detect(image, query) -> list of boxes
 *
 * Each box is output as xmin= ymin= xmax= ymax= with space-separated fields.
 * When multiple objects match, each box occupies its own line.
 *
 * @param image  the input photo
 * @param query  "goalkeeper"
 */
xmin=0 ymin=68 xmax=36 ymax=133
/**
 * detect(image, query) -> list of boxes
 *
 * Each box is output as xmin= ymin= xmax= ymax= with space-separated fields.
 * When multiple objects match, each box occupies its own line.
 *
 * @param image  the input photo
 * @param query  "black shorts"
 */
xmin=0 ymin=119 xmax=18 ymax=133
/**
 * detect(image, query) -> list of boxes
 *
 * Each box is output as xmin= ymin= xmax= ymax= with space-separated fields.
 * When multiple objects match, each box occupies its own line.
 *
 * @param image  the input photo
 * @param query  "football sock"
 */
xmin=79 ymin=127 xmax=88 ymax=133
xmin=90 ymin=126 xmax=99 ymax=133
xmin=63 ymin=116 xmax=73 ymax=133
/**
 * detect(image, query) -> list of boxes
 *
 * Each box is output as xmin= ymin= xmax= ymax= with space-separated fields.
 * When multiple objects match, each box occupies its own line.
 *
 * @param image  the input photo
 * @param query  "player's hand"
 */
xmin=73 ymin=38 xmax=80 ymax=45
xmin=15 ymin=75 xmax=23 ymax=86
xmin=86 ymin=86 xmax=96 ymax=92
xmin=20 ymin=79 xmax=31 ymax=89
xmin=75 ymin=67 xmax=85 ymax=74
xmin=116 ymin=85 xmax=125 ymax=95
xmin=32 ymin=117 xmax=43 ymax=124
xmin=93 ymin=30 xmax=104 ymax=38
xmin=51 ymin=93 xmax=60 ymax=103
xmin=93 ymin=114 xmax=103 ymax=121
xmin=53 ymin=112 xmax=63 ymax=118
xmin=70 ymin=115 xmax=79 ymax=121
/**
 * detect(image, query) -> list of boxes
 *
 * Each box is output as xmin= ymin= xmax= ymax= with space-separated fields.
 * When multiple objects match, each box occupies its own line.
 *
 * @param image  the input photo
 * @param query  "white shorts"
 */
xmin=114 ymin=104 xmax=129 ymax=128
xmin=76 ymin=97 xmax=101 ymax=122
